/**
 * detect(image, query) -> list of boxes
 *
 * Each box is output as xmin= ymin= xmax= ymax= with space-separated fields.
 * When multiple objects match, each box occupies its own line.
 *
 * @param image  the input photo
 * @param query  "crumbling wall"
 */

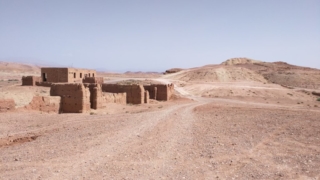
xmin=143 ymin=85 xmax=157 ymax=99
xmin=150 ymin=84 xmax=174 ymax=101
xmin=25 ymin=96 xmax=61 ymax=113
xmin=103 ymin=92 xmax=127 ymax=104
xmin=144 ymin=91 xmax=149 ymax=104
xmin=83 ymin=77 xmax=104 ymax=84
xmin=50 ymin=83 xmax=90 ymax=113
xmin=83 ymin=83 xmax=103 ymax=109
xmin=0 ymin=99 xmax=15 ymax=113
xmin=102 ymin=84 xmax=146 ymax=104
xmin=36 ymin=82 xmax=53 ymax=87
xmin=22 ymin=76 xmax=41 ymax=86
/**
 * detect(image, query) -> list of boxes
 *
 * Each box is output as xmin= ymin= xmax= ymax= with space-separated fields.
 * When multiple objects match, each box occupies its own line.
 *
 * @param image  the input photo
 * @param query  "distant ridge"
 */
xmin=221 ymin=57 xmax=262 ymax=65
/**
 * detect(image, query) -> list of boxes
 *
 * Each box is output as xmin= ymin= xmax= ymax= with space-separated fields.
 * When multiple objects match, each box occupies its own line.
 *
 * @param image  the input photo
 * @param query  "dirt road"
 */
xmin=1 ymin=80 xmax=320 ymax=179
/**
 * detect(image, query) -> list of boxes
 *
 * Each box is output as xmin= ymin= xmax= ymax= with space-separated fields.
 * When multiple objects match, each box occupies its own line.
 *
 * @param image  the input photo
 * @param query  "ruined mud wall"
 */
xmin=50 ymin=83 xmax=90 ymax=113
xmin=102 ymin=84 xmax=145 ymax=104
xmin=22 ymin=76 xmax=41 ymax=86
xmin=143 ymin=85 xmax=157 ymax=99
xmin=144 ymin=91 xmax=149 ymax=104
xmin=25 ymin=96 xmax=61 ymax=113
xmin=150 ymin=84 xmax=174 ymax=101
xmin=83 ymin=83 xmax=103 ymax=109
xmin=41 ymin=68 xmax=69 ymax=83
xmin=83 ymin=77 xmax=104 ymax=84
xmin=0 ymin=99 xmax=15 ymax=113
xmin=103 ymin=92 xmax=127 ymax=104
xmin=36 ymin=82 xmax=53 ymax=87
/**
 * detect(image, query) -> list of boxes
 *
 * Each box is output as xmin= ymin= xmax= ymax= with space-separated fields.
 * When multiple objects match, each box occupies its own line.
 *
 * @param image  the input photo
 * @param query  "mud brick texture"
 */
xmin=144 ymin=84 xmax=174 ymax=101
xmin=36 ymin=82 xmax=53 ymax=87
xmin=22 ymin=76 xmax=41 ymax=86
xmin=83 ymin=77 xmax=104 ymax=85
xmin=41 ymin=68 xmax=96 ymax=83
xmin=83 ymin=83 xmax=103 ymax=109
xmin=50 ymin=83 xmax=91 ymax=113
xmin=102 ymin=84 xmax=146 ymax=104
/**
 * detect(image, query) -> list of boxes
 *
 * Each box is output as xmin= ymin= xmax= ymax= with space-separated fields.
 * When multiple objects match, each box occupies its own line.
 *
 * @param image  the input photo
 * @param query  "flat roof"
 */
xmin=41 ymin=67 xmax=96 ymax=71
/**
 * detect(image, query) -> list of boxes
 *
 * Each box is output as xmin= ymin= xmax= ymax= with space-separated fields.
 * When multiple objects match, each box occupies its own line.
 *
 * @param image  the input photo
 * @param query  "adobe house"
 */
xmin=41 ymin=68 xmax=96 ymax=83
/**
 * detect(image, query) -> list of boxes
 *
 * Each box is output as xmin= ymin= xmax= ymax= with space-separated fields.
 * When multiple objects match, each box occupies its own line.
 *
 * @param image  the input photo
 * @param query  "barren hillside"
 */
xmin=166 ymin=58 xmax=320 ymax=89
xmin=235 ymin=61 xmax=320 ymax=89
xmin=0 ymin=61 xmax=40 ymax=73
xmin=166 ymin=65 xmax=268 ymax=83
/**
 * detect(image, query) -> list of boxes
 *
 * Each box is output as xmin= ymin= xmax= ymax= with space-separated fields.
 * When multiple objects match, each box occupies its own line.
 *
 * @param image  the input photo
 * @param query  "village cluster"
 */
xmin=20 ymin=67 xmax=174 ymax=113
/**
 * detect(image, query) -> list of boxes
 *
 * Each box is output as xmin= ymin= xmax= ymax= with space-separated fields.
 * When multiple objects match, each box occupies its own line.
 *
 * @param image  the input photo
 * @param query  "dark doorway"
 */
xmin=80 ymin=73 xmax=82 ymax=78
xmin=93 ymin=73 xmax=95 ymax=77
xmin=42 ymin=73 xmax=47 ymax=82
xmin=74 ymin=73 xmax=76 ymax=78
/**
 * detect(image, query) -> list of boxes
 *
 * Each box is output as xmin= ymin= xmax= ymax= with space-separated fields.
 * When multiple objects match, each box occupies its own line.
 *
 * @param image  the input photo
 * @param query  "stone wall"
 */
xmin=83 ymin=77 xmax=104 ymax=84
xmin=22 ymin=76 xmax=41 ymax=86
xmin=25 ymin=96 xmax=61 ymax=113
xmin=103 ymin=92 xmax=127 ymax=104
xmin=0 ymin=99 xmax=15 ymax=113
xmin=50 ymin=83 xmax=91 ymax=113
xmin=102 ymin=84 xmax=146 ymax=104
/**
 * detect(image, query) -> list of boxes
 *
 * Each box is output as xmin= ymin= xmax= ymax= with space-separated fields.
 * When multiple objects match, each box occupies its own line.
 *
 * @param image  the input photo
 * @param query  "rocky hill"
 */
xmin=166 ymin=58 xmax=320 ymax=89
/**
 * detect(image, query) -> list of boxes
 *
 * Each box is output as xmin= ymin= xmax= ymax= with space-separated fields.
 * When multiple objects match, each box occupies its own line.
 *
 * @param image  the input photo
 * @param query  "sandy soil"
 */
xmin=1 ymin=60 xmax=320 ymax=179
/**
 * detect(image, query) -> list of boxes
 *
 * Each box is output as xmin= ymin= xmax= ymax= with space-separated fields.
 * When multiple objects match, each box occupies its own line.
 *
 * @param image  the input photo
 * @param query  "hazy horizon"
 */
xmin=0 ymin=0 xmax=319 ymax=72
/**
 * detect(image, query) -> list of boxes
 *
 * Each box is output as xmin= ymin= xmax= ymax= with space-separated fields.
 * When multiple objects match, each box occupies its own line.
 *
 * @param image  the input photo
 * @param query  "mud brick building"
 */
xmin=102 ymin=84 xmax=146 ymax=104
xmin=22 ymin=76 xmax=41 ymax=86
xmin=41 ymin=68 xmax=96 ymax=83
xmin=50 ymin=83 xmax=91 ymax=113
xmin=144 ymin=84 xmax=174 ymax=101
xmin=83 ymin=77 xmax=104 ymax=84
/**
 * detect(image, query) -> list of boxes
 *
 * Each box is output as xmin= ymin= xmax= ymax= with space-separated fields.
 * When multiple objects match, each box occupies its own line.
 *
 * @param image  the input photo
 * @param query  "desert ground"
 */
xmin=1 ymin=58 xmax=320 ymax=179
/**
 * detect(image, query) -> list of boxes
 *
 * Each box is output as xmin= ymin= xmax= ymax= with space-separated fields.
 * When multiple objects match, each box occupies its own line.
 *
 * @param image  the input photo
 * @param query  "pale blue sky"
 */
xmin=0 ymin=0 xmax=319 ymax=72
